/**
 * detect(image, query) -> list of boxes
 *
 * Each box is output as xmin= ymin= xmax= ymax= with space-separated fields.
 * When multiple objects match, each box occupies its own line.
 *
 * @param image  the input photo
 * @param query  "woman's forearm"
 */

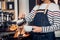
xmin=25 ymin=10 xmax=35 ymax=22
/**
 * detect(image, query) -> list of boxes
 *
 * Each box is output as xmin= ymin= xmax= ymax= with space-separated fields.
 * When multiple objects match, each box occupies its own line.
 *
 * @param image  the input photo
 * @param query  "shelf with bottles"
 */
xmin=0 ymin=0 xmax=14 ymax=10
xmin=0 ymin=0 xmax=15 ymax=20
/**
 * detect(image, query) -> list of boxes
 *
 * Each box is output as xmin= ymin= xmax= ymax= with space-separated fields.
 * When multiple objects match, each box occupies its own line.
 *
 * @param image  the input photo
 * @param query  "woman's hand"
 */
xmin=32 ymin=26 xmax=42 ymax=33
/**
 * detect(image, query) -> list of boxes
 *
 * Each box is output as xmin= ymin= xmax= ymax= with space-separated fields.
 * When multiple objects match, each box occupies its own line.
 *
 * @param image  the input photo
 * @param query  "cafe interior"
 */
xmin=0 ymin=0 xmax=60 ymax=40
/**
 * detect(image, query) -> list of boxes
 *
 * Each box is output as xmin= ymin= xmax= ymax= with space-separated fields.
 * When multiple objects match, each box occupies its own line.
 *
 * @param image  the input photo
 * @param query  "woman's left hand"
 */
xmin=32 ymin=26 xmax=42 ymax=33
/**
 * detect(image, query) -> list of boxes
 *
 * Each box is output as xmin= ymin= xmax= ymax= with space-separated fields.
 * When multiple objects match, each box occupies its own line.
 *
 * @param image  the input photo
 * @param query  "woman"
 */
xmin=19 ymin=0 xmax=60 ymax=40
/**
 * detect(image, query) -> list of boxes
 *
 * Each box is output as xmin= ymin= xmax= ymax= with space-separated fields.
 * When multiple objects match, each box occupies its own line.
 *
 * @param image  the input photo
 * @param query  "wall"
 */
xmin=14 ymin=0 xmax=18 ymax=20
xmin=19 ymin=0 xmax=29 ymax=15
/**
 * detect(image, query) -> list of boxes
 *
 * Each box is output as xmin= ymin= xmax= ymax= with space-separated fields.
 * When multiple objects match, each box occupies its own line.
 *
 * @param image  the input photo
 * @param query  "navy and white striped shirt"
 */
xmin=25 ymin=3 xmax=60 ymax=33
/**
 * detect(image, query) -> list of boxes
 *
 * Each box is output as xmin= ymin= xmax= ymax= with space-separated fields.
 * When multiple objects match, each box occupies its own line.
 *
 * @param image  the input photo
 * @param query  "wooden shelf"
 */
xmin=2 ymin=1 xmax=6 ymax=10
xmin=1 ymin=0 xmax=15 ymax=12
xmin=3 ymin=10 xmax=15 ymax=13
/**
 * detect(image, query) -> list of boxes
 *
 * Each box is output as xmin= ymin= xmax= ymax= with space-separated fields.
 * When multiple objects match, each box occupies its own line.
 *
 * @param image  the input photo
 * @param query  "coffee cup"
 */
xmin=24 ymin=26 xmax=32 ymax=32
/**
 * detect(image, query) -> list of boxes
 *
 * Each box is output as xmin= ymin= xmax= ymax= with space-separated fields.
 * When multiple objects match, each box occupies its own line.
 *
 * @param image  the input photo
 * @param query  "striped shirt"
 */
xmin=25 ymin=3 xmax=60 ymax=33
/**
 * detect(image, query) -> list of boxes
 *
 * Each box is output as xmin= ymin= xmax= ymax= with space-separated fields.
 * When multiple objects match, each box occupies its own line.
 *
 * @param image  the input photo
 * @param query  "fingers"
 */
xmin=32 ymin=26 xmax=37 ymax=29
xmin=32 ymin=26 xmax=42 ymax=33
xmin=32 ymin=29 xmax=37 ymax=32
xmin=32 ymin=26 xmax=38 ymax=32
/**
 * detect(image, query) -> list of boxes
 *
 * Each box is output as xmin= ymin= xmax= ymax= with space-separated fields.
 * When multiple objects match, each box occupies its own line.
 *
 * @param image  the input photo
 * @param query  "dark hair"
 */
xmin=36 ymin=0 xmax=55 ymax=5
xmin=50 ymin=0 xmax=55 ymax=3
xmin=58 ymin=0 xmax=60 ymax=6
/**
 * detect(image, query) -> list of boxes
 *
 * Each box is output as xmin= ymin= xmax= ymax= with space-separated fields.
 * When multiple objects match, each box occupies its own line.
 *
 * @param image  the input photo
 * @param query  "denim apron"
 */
xmin=29 ymin=9 xmax=55 ymax=40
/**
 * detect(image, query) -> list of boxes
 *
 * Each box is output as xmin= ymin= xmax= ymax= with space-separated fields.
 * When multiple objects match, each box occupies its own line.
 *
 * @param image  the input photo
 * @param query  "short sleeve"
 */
xmin=33 ymin=5 xmax=40 ymax=10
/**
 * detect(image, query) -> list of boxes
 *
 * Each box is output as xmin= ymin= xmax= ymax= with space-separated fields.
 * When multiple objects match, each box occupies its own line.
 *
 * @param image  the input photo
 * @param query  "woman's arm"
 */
xmin=41 ymin=4 xmax=60 ymax=33
xmin=41 ymin=11 xmax=60 ymax=33
xmin=25 ymin=5 xmax=39 ymax=22
xmin=25 ymin=10 xmax=36 ymax=22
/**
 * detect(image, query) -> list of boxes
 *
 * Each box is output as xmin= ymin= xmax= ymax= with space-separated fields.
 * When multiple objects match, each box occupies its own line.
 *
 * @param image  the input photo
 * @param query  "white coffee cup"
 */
xmin=24 ymin=26 xmax=32 ymax=32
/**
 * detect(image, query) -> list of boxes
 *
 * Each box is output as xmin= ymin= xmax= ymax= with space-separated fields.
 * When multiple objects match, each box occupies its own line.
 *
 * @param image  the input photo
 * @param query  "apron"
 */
xmin=29 ymin=9 xmax=55 ymax=40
